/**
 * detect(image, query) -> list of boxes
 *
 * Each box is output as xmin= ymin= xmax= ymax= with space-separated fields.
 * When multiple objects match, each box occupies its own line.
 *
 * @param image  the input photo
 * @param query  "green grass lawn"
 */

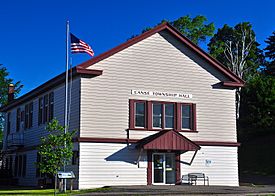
xmin=0 ymin=187 xmax=112 ymax=195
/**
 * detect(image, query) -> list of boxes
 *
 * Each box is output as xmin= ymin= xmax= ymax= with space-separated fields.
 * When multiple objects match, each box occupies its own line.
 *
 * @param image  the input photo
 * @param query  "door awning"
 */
xmin=135 ymin=130 xmax=200 ymax=151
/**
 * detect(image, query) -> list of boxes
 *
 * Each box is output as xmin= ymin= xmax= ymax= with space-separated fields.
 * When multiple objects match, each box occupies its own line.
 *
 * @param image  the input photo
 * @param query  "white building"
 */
xmin=0 ymin=22 xmax=244 ymax=189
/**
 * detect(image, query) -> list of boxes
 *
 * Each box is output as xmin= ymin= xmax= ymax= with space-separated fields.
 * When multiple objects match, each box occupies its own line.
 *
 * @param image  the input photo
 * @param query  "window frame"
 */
xmin=129 ymin=99 xmax=197 ymax=132
xmin=7 ymin=112 xmax=11 ymax=135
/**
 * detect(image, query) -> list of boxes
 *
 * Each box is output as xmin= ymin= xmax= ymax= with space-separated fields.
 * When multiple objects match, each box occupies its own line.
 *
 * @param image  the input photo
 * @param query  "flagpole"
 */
xmin=64 ymin=20 xmax=69 ymax=193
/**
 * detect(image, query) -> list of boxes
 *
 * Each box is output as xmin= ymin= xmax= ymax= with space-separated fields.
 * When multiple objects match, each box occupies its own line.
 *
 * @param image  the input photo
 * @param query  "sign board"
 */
xmin=131 ymin=90 xmax=192 ymax=99
xmin=138 ymin=161 xmax=147 ymax=168
xmin=57 ymin=171 xmax=75 ymax=179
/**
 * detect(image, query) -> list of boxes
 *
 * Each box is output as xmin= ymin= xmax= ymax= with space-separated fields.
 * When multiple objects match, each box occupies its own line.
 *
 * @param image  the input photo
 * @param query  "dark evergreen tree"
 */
xmin=264 ymin=31 xmax=275 ymax=75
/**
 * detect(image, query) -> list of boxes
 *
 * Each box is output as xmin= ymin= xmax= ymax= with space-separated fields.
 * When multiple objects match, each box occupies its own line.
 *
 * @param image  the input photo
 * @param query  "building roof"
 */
xmin=78 ymin=22 xmax=245 ymax=87
xmin=0 ymin=67 xmax=102 ymax=112
xmin=136 ymin=130 xmax=201 ymax=151
xmin=0 ymin=22 xmax=244 ymax=112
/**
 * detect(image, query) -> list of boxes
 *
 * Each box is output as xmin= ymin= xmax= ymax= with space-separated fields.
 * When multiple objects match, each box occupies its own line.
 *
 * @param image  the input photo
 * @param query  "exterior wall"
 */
xmin=78 ymin=142 xmax=147 ymax=189
xmin=2 ymin=77 xmax=81 ymax=187
xmin=181 ymin=146 xmax=239 ymax=186
xmin=3 ymin=77 xmax=81 ymax=149
xmin=80 ymin=31 xmax=237 ymax=143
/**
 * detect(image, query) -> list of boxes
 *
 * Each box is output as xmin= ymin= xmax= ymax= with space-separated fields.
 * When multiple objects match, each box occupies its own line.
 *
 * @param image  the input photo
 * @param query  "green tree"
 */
xmin=0 ymin=64 xmax=22 ymax=148
xmin=239 ymin=74 xmax=275 ymax=134
xmin=37 ymin=119 xmax=76 ymax=176
xmin=208 ymin=22 xmax=264 ymax=80
xmin=171 ymin=15 xmax=215 ymax=45
xmin=132 ymin=15 xmax=215 ymax=45
xmin=208 ymin=22 xmax=264 ymax=119
xmin=264 ymin=31 xmax=275 ymax=75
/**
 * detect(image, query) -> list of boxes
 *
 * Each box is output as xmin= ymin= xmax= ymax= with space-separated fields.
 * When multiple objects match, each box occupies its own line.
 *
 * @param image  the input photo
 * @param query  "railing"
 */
xmin=7 ymin=132 xmax=24 ymax=147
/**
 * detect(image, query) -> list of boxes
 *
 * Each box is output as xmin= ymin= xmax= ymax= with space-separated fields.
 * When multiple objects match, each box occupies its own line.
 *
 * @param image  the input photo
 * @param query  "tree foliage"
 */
xmin=208 ymin=22 xmax=264 ymax=80
xmin=0 ymin=64 xmax=22 ymax=146
xmin=264 ymin=31 xmax=275 ymax=75
xmin=132 ymin=15 xmax=215 ymax=45
xmin=240 ymin=74 xmax=275 ymax=130
xmin=37 ymin=119 xmax=76 ymax=176
xmin=171 ymin=15 xmax=215 ymax=45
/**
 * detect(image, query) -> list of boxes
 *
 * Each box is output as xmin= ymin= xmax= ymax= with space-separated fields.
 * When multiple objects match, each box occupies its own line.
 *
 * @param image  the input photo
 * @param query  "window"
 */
xmin=18 ymin=155 xmax=22 ymax=177
xmin=25 ymin=102 xmax=33 ymax=129
xmin=36 ymin=153 xmax=41 ymax=177
xmin=22 ymin=155 xmax=27 ymax=177
xmin=7 ymin=112 xmax=11 ymax=135
xmin=153 ymin=103 xmax=162 ymax=128
xmin=43 ymin=94 xmax=49 ymax=123
xmin=39 ymin=92 xmax=54 ymax=125
xmin=165 ymin=103 xmax=174 ymax=129
xmin=129 ymin=100 xmax=196 ymax=132
xmin=38 ymin=98 xmax=43 ymax=125
xmin=25 ymin=104 xmax=29 ymax=129
xmin=72 ymin=151 xmax=79 ymax=165
xmin=14 ymin=155 xmax=26 ymax=177
xmin=36 ymin=153 xmax=44 ymax=178
xmin=135 ymin=102 xmax=146 ymax=127
xmin=49 ymin=92 xmax=54 ymax=121
xmin=182 ymin=104 xmax=191 ymax=129
xmin=16 ymin=108 xmax=21 ymax=132
xmin=14 ymin=156 xmax=18 ymax=176
xmin=29 ymin=102 xmax=33 ymax=128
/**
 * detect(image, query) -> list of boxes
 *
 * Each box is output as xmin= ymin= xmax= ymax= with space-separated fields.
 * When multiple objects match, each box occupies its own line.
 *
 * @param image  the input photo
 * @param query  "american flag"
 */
xmin=70 ymin=33 xmax=94 ymax=57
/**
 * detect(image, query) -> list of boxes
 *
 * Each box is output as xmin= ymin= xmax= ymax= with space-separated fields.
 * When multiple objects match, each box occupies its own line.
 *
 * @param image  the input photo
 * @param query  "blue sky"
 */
xmin=1 ymin=0 xmax=275 ymax=96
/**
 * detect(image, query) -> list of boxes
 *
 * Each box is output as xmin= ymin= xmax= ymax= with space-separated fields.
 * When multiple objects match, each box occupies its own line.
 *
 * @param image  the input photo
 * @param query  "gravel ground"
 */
xmin=76 ymin=185 xmax=275 ymax=195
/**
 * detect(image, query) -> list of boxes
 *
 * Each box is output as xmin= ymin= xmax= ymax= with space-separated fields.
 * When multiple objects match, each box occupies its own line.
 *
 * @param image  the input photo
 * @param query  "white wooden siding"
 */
xmin=3 ymin=77 xmax=80 ymax=149
xmin=79 ymin=142 xmax=147 ymax=189
xmin=78 ymin=143 xmax=238 ymax=188
xmin=181 ymin=146 xmax=239 ymax=186
xmin=80 ymin=31 xmax=237 ymax=142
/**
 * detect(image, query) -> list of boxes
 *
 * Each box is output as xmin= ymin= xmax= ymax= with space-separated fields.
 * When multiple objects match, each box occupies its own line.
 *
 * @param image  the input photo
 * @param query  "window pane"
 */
xmin=165 ymin=104 xmax=174 ymax=128
xmin=135 ymin=115 xmax=145 ymax=127
xmin=165 ymin=104 xmax=174 ymax=116
xmin=135 ymin=102 xmax=145 ymax=127
xmin=136 ymin=102 xmax=145 ymax=114
xmin=182 ymin=105 xmax=190 ymax=117
xmin=182 ymin=105 xmax=191 ymax=129
xmin=153 ymin=103 xmax=162 ymax=128
xmin=182 ymin=118 xmax=190 ymax=129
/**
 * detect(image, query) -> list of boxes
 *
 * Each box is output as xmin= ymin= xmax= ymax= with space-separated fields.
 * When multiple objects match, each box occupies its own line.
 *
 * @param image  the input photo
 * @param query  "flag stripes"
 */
xmin=70 ymin=33 xmax=94 ymax=57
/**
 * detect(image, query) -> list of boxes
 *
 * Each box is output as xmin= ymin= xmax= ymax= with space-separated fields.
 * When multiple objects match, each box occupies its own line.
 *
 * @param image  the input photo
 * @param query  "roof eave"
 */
xmin=0 ymin=67 xmax=102 ymax=112
xmin=222 ymin=81 xmax=245 ymax=87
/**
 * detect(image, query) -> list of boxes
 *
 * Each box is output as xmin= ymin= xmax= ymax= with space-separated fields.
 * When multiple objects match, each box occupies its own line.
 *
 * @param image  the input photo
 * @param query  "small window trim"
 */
xmin=129 ymin=99 xmax=197 ymax=132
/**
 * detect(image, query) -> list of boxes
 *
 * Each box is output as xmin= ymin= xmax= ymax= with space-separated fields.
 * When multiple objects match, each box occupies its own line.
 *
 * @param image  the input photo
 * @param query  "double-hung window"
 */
xmin=181 ymin=104 xmax=192 ymax=130
xmin=165 ymin=103 xmax=174 ymax=129
xmin=24 ymin=102 xmax=33 ymax=129
xmin=152 ymin=103 xmax=162 ymax=128
xmin=38 ymin=92 xmax=54 ymax=125
xmin=134 ymin=101 xmax=146 ymax=128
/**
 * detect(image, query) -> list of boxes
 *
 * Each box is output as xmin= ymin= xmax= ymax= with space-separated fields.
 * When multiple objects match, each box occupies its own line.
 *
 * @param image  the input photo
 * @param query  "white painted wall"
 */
xmin=80 ymin=31 xmax=237 ymax=143
xmin=181 ymin=146 xmax=239 ymax=186
xmin=79 ymin=142 xmax=147 ymax=189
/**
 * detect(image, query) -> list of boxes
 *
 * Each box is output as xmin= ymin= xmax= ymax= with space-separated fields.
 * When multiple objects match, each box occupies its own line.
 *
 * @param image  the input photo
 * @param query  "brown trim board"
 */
xmin=77 ymin=137 xmax=241 ymax=147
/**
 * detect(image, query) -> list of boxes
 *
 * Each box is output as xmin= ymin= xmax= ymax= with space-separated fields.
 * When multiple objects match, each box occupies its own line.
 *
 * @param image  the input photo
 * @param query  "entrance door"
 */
xmin=153 ymin=153 xmax=176 ymax=184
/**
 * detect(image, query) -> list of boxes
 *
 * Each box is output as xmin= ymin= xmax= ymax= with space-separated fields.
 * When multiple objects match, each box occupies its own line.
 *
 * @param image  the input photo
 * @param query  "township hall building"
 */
xmin=1 ymin=23 xmax=244 ymax=189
